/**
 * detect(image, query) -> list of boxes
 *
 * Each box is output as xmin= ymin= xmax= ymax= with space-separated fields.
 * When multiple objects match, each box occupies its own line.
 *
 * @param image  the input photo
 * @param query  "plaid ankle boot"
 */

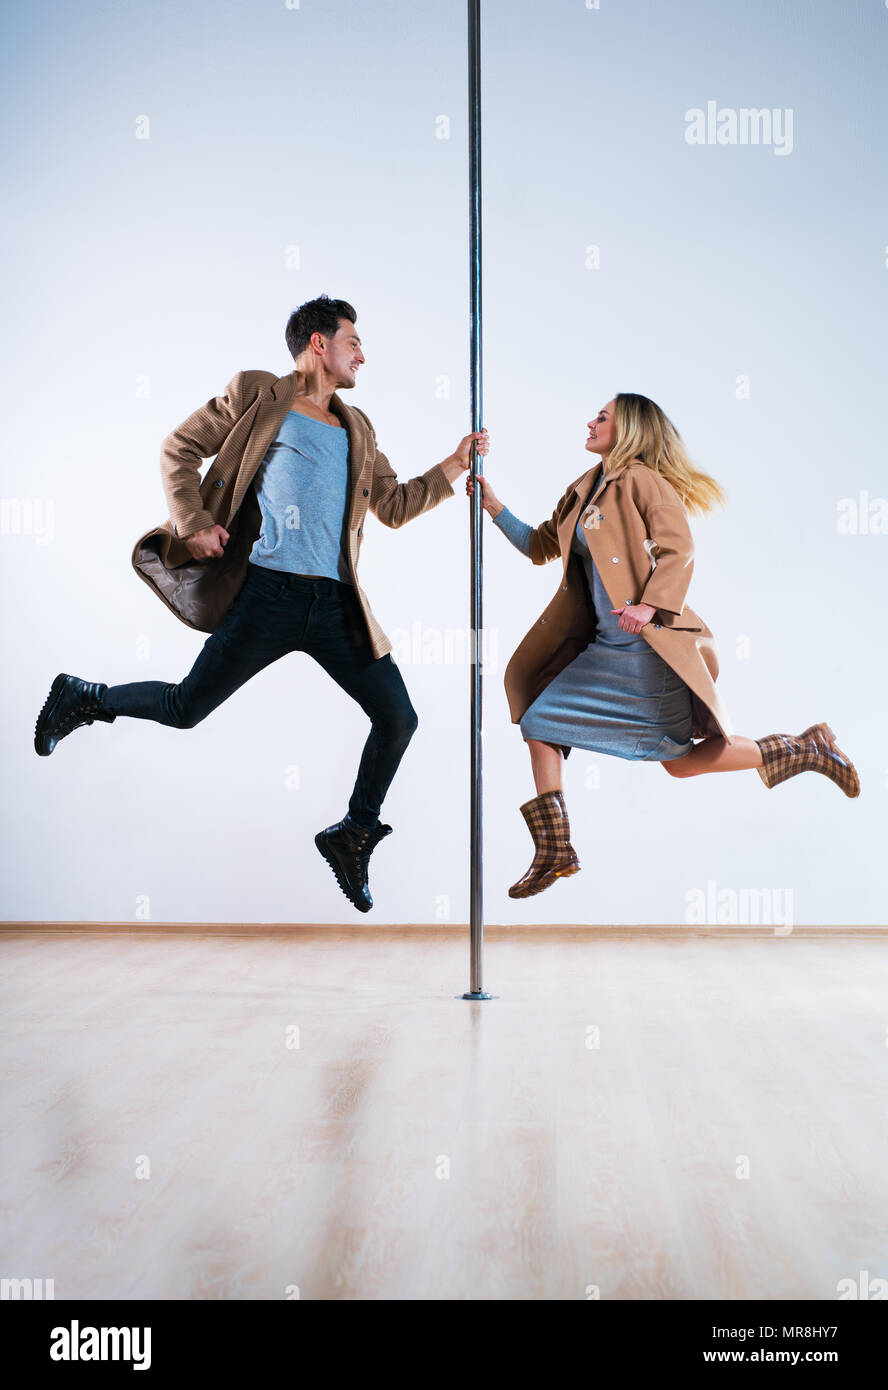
xmin=755 ymin=722 xmax=860 ymax=798
xmin=508 ymin=789 xmax=581 ymax=899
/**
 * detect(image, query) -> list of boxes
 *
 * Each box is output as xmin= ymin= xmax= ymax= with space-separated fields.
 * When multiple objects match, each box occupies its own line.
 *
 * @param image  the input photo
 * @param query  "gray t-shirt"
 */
xmin=248 ymin=410 xmax=353 ymax=583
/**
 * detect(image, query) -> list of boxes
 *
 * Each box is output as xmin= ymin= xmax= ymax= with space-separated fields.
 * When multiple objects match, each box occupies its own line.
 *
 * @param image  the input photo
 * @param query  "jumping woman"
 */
xmin=467 ymin=393 xmax=860 ymax=900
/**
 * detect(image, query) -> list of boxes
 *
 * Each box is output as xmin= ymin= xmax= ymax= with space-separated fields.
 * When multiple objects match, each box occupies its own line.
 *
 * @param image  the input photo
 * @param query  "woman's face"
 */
xmin=586 ymin=400 xmax=617 ymax=458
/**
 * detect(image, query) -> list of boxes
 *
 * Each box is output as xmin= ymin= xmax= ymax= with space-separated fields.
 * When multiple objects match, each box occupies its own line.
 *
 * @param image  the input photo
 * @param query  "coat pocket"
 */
xmin=653 ymin=609 xmax=703 ymax=633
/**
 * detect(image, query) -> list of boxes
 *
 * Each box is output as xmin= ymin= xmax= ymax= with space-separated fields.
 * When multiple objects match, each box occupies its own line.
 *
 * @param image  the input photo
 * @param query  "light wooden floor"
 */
xmin=1 ymin=927 xmax=885 ymax=1300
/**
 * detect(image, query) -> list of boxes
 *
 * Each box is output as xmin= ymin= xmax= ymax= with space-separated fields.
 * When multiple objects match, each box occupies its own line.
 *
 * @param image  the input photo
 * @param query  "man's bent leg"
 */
xmin=305 ymin=586 xmax=418 ymax=829
xmin=341 ymin=653 xmax=419 ymax=827
xmin=101 ymin=571 xmax=299 ymax=728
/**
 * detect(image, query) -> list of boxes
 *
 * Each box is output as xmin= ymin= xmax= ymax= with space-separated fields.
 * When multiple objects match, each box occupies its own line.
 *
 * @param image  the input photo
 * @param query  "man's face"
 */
xmin=317 ymin=318 xmax=365 ymax=387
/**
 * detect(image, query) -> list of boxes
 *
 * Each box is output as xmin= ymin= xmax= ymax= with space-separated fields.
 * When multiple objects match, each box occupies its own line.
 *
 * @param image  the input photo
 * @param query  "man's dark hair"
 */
xmin=285 ymin=295 xmax=357 ymax=361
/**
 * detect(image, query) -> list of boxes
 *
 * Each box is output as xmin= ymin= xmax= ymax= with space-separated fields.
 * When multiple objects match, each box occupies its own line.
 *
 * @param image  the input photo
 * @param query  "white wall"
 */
xmin=3 ymin=0 xmax=885 ymax=925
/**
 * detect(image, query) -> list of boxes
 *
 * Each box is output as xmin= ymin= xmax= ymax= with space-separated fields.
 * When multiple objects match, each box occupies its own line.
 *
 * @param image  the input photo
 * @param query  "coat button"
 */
xmin=357 ymin=527 xmax=362 ymax=537
xmin=540 ymin=617 xmax=547 ymax=624
xmin=363 ymin=488 xmax=369 ymax=497
xmin=214 ymin=479 xmax=224 ymax=489
xmin=561 ymin=583 xmax=568 ymax=591
xmin=654 ymin=623 xmax=661 ymax=629
xmin=610 ymin=556 xmax=619 ymax=563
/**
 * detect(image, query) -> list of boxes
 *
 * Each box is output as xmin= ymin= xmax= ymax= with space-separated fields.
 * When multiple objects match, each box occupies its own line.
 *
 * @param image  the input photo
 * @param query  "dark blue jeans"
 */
xmin=101 ymin=562 xmax=418 ymax=829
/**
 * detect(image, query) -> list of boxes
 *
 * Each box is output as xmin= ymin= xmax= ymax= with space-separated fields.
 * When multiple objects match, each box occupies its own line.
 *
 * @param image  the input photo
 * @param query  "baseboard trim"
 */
xmin=0 ymin=922 xmax=885 ymax=937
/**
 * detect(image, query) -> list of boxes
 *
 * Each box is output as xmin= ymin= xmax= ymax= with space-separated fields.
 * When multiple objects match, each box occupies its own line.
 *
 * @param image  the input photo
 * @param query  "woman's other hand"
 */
xmin=465 ymin=468 xmax=504 ymax=518
xmin=611 ymin=602 xmax=657 ymax=634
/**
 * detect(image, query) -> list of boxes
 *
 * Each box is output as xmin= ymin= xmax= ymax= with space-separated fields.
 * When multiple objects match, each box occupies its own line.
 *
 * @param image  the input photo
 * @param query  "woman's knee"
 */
xmin=662 ymin=754 xmax=692 ymax=777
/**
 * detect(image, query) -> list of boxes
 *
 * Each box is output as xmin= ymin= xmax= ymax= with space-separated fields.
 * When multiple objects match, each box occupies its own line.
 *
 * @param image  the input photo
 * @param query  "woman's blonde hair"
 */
xmin=606 ymin=393 xmax=726 ymax=516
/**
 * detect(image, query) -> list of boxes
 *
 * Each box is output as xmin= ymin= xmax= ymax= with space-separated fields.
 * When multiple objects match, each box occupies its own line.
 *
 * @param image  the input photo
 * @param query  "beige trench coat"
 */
xmin=131 ymin=368 xmax=455 ymax=656
xmin=503 ymin=458 xmax=734 ymax=744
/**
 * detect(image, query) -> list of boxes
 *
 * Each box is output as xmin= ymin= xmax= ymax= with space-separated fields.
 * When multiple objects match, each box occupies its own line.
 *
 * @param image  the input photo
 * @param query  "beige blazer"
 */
xmin=131 ymin=367 xmax=455 ymax=656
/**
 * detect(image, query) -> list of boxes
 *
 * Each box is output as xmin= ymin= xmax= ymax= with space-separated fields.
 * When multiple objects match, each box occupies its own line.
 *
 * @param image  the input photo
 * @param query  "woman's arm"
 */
xmin=467 ymin=474 xmax=581 ymax=564
xmin=491 ymin=504 xmax=532 ymax=557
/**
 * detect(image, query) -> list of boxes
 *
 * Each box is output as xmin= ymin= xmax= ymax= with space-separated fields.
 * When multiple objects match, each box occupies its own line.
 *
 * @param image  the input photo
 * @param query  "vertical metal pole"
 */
xmin=462 ymin=0 xmax=493 ymax=1001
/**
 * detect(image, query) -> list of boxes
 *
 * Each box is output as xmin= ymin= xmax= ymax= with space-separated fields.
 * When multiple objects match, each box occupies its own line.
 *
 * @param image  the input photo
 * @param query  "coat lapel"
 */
xmin=556 ymin=459 xmax=630 ymax=566
xmin=329 ymin=392 xmax=371 ymax=495
xmin=228 ymin=370 xmax=370 ymax=521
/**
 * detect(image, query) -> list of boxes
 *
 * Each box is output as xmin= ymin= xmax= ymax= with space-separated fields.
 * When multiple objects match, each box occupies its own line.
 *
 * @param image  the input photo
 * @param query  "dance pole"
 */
xmin=461 ymin=0 xmax=494 ymax=1001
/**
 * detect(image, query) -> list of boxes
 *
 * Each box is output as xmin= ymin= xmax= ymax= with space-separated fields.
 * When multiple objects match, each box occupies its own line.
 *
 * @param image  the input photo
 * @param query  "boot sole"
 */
xmin=314 ymin=832 xmax=373 ymax=913
xmin=812 ymin=722 xmax=860 ymax=798
xmin=508 ymin=860 xmax=581 ymax=899
xmin=34 ymin=673 xmax=70 ymax=756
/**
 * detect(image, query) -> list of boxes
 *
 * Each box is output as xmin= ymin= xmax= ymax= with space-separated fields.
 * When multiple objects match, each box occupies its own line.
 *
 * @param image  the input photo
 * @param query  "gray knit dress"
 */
xmin=493 ymin=499 xmax=695 ymax=763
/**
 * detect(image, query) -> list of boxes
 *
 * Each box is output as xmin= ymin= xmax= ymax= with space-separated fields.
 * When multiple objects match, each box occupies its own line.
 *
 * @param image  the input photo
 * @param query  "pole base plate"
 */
xmin=458 ymin=991 xmax=498 ymax=1001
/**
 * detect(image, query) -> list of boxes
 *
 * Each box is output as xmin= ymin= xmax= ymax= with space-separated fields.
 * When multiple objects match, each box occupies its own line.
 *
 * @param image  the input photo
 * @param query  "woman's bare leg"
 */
xmin=527 ymin=738 xmax=565 ymax=794
xmin=663 ymin=735 xmax=763 ymax=778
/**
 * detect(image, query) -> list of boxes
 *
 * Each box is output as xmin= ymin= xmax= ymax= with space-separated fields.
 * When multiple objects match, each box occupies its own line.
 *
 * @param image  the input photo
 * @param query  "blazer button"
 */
xmin=363 ymin=488 xmax=369 ymax=497
xmin=213 ymin=479 xmax=224 ymax=489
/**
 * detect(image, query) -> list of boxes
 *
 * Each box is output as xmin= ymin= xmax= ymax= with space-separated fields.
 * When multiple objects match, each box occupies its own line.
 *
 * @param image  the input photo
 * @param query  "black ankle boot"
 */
xmin=34 ymin=673 xmax=116 ymax=756
xmin=314 ymin=815 xmax=393 ymax=913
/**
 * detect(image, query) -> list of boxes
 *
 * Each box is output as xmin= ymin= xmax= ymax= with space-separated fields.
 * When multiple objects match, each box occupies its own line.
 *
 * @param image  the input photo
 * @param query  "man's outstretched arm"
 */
xmin=356 ymin=409 xmax=487 ymax=529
